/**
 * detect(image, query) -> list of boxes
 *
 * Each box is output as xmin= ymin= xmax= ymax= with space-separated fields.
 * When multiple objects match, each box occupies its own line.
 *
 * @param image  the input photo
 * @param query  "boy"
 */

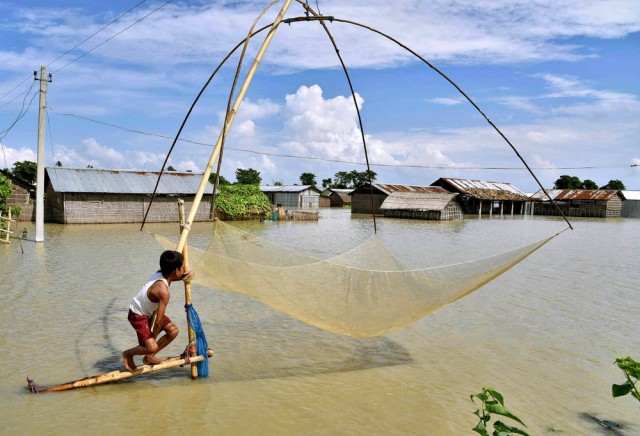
xmin=122 ymin=250 xmax=192 ymax=371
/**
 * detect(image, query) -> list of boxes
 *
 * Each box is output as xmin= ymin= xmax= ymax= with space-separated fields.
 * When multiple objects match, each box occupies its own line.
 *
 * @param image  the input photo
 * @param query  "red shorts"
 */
xmin=128 ymin=309 xmax=172 ymax=346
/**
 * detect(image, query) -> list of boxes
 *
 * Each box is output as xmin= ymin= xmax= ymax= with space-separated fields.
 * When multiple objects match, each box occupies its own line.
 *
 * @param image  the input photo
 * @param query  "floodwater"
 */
xmin=1 ymin=209 xmax=639 ymax=435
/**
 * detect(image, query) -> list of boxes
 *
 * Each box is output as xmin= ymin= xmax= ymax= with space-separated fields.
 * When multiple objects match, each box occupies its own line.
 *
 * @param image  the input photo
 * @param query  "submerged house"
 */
xmin=529 ymin=189 xmax=623 ymax=218
xmin=621 ymin=191 xmax=640 ymax=218
xmin=260 ymin=185 xmax=321 ymax=209
xmin=2 ymin=169 xmax=34 ymax=221
xmin=350 ymin=183 xmax=450 ymax=215
xmin=430 ymin=177 xmax=530 ymax=216
xmin=328 ymin=188 xmax=353 ymax=207
xmin=45 ymin=167 xmax=215 ymax=224
xmin=379 ymin=191 xmax=463 ymax=221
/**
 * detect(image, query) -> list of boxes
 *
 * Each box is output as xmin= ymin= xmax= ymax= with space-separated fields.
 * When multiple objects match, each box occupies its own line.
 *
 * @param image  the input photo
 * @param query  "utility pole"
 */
xmin=35 ymin=66 xmax=51 ymax=242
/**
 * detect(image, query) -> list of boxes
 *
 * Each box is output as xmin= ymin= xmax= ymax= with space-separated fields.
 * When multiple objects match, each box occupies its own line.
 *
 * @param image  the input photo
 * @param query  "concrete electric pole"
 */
xmin=35 ymin=66 xmax=51 ymax=242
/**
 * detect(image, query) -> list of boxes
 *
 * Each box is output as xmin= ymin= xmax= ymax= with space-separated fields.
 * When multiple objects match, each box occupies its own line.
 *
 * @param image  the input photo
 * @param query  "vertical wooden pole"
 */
xmin=174 ymin=0 xmax=293 ymax=253
xmin=178 ymin=199 xmax=198 ymax=379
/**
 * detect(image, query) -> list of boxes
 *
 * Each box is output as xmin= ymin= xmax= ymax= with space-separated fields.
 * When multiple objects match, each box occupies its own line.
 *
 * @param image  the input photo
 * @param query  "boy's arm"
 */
xmin=149 ymin=282 xmax=170 ymax=337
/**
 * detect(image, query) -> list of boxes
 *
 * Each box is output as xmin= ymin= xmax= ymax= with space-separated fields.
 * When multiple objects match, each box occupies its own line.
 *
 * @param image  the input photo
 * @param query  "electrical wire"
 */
xmin=0 ymin=0 xmax=157 ymax=105
xmin=48 ymin=107 xmax=635 ymax=171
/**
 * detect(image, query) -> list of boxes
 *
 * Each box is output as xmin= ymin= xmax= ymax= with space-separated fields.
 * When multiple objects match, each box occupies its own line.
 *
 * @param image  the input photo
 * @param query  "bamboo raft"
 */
xmin=28 ymin=349 xmax=214 ymax=393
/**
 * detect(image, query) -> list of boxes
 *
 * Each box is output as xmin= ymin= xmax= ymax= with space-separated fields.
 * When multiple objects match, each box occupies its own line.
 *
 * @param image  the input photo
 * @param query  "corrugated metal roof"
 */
xmin=438 ymin=178 xmax=526 ymax=195
xmin=260 ymin=185 xmax=320 ymax=193
xmin=621 ymin=190 xmax=640 ymax=201
xmin=530 ymin=189 xmax=620 ymax=201
xmin=356 ymin=183 xmax=448 ymax=195
xmin=46 ymin=167 xmax=214 ymax=194
xmin=380 ymin=191 xmax=459 ymax=211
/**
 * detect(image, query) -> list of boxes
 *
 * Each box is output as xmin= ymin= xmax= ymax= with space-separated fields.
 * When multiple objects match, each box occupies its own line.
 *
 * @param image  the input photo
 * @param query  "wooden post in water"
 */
xmin=178 ymin=199 xmax=198 ymax=379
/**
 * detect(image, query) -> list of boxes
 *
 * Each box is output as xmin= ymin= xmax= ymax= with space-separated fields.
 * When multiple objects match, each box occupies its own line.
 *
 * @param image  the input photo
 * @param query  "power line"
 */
xmin=49 ymin=107 xmax=636 ymax=171
xmin=0 ymin=0 xmax=157 ymax=104
xmin=46 ymin=0 xmax=149 ymax=70
xmin=52 ymin=0 xmax=176 ymax=74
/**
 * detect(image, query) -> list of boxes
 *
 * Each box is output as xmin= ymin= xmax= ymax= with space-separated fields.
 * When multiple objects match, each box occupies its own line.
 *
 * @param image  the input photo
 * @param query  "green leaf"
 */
xmin=494 ymin=421 xmax=530 ymax=435
xmin=486 ymin=388 xmax=505 ymax=406
xmin=472 ymin=419 xmax=488 ymax=436
xmin=612 ymin=382 xmax=633 ymax=398
xmin=485 ymin=404 xmax=526 ymax=426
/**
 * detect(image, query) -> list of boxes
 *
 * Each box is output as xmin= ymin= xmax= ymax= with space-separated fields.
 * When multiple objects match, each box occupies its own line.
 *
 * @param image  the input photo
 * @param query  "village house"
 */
xmin=319 ymin=188 xmax=353 ymax=208
xmin=350 ymin=183 xmax=453 ymax=215
xmin=430 ymin=177 xmax=531 ymax=216
xmin=260 ymin=185 xmax=321 ymax=209
xmin=530 ymin=189 xmax=624 ymax=218
xmin=2 ymin=169 xmax=34 ymax=221
xmin=620 ymin=190 xmax=640 ymax=218
xmin=379 ymin=190 xmax=463 ymax=221
xmin=44 ymin=167 xmax=215 ymax=224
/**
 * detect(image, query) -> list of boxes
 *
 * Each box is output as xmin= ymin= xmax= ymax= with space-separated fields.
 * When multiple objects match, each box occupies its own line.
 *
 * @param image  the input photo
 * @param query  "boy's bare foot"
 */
xmin=122 ymin=351 xmax=137 ymax=372
xmin=142 ymin=355 xmax=164 ymax=366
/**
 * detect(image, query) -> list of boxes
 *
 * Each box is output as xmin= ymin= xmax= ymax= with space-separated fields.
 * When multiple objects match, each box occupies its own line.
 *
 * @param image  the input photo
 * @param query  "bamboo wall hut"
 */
xmin=431 ymin=177 xmax=530 ymax=216
xmin=260 ymin=185 xmax=321 ymax=209
xmin=325 ymin=188 xmax=353 ymax=207
xmin=350 ymin=183 xmax=449 ymax=215
xmin=380 ymin=191 xmax=463 ymax=220
xmin=44 ymin=167 xmax=215 ymax=224
xmin=530 ymin=189 xmax=623 ymax=218
xmin=621 ymin=191 xmax=640 ymax=218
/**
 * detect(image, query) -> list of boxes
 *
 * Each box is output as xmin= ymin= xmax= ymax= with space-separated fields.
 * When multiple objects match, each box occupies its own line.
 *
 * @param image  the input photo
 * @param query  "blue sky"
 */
xmin=0 ymin=0 xmax=638 ymax=192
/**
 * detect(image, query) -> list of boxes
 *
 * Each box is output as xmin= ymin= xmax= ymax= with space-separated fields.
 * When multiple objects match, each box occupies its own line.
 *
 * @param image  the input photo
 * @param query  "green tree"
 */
xmin=214 ymin=184 xmax=272 ymax=220
xmin=322 ymin=178 xmax=332 ymax=188
xmin=55 ymin=161 xmax=62 ymax=167
xmin=0 ymin=172 xmax=12 ymax=213
xmin=11 ymin=161 xmax=37 ymax=184
xmin=350 ymin=169 xmax=377 ymax=188
xmin=553 ymin=175 xmax=582 ymax=189
xmin=299 ymin=172 xmax=317 ymax=186
xmin=208 ymin=172 xmax=230 ymax=186
xmin=273 ymin=181 xmax=284 ymax=186
xmin=582 ymin=179 xmax=598 ymax=190
xmin=235 ymin=168 xmax=261 ymax=185
xmin=333 ymin=171 xmax=350 ymax=188
xmin=167 ymin=166 xmax=176 ymax=171
xmin=600 ymin=179 xmax=626 ymax=190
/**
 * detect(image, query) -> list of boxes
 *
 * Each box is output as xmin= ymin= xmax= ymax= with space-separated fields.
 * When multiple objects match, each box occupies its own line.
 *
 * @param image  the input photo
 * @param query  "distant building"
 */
xmin=380 ymin=191 xmax=463 ymax=221
xmin=621 ymin=191 xmax=640 ymax=218
xmin=530 ymin=189 xmax=623 ymax=218
xmin=431 ymin=177 xmax=530 ymax=216
xmin=325 ymin=188 xmax=353 ymax=207
xmin=45 ymin=167 xmax=215 ymax=224
xmin=350 ymin=183 xmax=449 ymax=215
xmin=1 ymin=169 xmax=34 ymax=221
xmin=260 ymin=185 xmax=321 ymax=209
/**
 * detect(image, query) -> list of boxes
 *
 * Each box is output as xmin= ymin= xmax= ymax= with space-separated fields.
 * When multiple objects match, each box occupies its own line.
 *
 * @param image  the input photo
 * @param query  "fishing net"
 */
xmin=157 ymin=220 xmax=556 ymax=338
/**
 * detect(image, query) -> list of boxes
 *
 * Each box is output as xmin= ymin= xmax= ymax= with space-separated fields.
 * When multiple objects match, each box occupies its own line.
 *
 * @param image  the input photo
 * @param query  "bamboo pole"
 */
xmin=178 ymin=199 xmax=198 ymax=379
xmin=38 ymin=350 xmax=214 ymax=393
xmin=174 ymin=0 xmax=293 ymax=253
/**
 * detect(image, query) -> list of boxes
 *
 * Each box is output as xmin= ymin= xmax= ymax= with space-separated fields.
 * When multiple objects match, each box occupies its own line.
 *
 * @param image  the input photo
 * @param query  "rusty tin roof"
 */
xmin=530 ymin=189 xmax=620 ymax=201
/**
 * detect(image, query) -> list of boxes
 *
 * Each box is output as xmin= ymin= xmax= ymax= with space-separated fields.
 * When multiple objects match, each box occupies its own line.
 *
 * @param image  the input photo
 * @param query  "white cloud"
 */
xmin=427 ymin=97 xmax=463 ymax=106
xmin=1 ymin=144 xmax=37 ymax=168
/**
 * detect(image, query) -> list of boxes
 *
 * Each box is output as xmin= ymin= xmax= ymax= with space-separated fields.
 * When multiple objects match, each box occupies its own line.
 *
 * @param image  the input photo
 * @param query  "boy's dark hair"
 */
xmin=159 ymin=250 xmax=184 ymax=275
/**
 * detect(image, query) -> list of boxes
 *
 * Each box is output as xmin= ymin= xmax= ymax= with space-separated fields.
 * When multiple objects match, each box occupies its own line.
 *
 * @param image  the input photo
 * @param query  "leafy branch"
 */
xmin=612 ymin=356 xmax=640 ymax=403
xmin=471 ymin=387 xmax=528 ymax=435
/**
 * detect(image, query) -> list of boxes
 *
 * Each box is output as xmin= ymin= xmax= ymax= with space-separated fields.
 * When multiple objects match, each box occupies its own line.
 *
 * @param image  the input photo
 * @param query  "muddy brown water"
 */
xmin=1 ymin=210 xmax=639 ymax=434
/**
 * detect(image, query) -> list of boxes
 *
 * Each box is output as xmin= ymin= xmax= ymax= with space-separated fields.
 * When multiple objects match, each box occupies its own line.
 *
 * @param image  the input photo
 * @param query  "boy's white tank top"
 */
xmin=129 ymin=272 xmax=168 ymax=317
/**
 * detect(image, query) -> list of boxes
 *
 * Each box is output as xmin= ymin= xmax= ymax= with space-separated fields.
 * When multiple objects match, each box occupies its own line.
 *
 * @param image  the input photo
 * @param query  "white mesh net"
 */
xmin=157 ymin=220 xmax=556 ymax=337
